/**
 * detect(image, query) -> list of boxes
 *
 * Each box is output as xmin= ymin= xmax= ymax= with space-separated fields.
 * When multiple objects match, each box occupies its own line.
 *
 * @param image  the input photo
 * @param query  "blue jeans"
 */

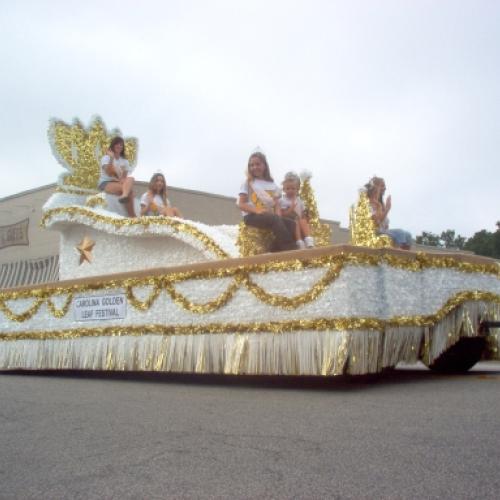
xmin=380 ymin=228 xmax=412 ymax=247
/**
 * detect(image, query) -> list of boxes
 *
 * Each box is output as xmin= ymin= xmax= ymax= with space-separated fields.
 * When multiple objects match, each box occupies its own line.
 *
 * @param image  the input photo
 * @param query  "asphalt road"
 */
xmin=1 ymin=362 xmax=499 ymax=500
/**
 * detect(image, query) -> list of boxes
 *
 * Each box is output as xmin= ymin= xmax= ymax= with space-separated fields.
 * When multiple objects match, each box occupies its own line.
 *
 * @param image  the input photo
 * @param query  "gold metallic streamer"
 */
xmin=0 ymin=251 xmax=498 ymax=321
xmin=236 ymin=223 xmax=274 ymax=257
xmin=238 ymin=261 xmax=344 ymax=309
xmin=299 ymin=175 xmax=332 ymax=247
xmin=46 ymin=294 xmax=74 ymax=318
xmin=163 ymin=280 xmax=241 ymax=314
xmin=125 ymin=281 xmax=162 ymax=311
xmin=350 ymin=191 xmax=393 ymax=248
xmin=41 ymin=206 xmax=229 ymax=259
xmin=85 ymin=193 xmax=107 ymax=208
xmin=0 ymin=298 xmax=45 ymax=322
xmin=1 ymin=292 xmax=499 ymax=342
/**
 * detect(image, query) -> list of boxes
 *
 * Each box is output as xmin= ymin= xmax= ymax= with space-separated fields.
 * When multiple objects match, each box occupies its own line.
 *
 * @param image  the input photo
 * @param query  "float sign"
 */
xmin=74 ymin=293 xmax=127 ymax=321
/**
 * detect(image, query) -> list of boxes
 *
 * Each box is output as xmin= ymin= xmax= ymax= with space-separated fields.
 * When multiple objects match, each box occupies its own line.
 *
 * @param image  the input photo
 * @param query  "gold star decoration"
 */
xmin=76 ymin=236 xmax=95 ymax=265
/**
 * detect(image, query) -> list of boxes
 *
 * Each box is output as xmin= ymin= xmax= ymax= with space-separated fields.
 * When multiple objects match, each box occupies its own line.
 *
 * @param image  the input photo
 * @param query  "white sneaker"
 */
xmin=296 ymin=240 xmax=306 ymax=249
xmin=304 ymin=236 xmax=314 ymax=248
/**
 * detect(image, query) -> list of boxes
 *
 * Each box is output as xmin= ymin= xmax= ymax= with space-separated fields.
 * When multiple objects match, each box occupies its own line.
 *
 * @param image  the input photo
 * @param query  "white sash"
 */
xmin=249 ymin=181 xmax=275 ymax=209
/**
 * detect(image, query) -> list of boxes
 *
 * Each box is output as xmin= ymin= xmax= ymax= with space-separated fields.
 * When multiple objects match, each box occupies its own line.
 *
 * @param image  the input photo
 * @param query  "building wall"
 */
xmin=0 ymin=185 xmax=59 ymax=264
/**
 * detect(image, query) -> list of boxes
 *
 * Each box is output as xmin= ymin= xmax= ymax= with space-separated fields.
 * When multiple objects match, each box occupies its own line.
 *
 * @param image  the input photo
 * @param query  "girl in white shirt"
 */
xmin=98 ymin=137 xmax=136 ymax=217
xmin=365 ymin=176 xmax=412 ymax=249
xmin=237 ymin=152 xmax=296 ymax=252
xmin=280 ymin=172 xmax=314 ymax=248
xmin=140 ymin=173 xmax=183 ymax=217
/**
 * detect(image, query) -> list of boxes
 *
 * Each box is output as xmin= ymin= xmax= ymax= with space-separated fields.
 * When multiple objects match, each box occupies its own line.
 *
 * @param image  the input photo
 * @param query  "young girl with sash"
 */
xmin=140 ymin=173 xmax=183 ymax=217
xmin=237 ymin=152 xmax=296 ymax=252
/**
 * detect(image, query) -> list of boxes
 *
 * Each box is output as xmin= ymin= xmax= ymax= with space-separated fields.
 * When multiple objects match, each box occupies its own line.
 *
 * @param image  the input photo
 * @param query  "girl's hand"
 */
xmin=385 ymin=195 xmax=392 ymax=213
xmin=254 ymin=206 xmax=265 ymax=214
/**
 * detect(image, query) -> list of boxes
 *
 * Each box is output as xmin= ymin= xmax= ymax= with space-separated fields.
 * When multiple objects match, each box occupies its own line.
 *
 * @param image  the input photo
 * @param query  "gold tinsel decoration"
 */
xmin=85 ymin=193 xmax=107 ymax=208
xmin=236 ymin=222 xmax=274 ymax=257
xmin=0 ymin=249 xmax=498 ymax=322
xmin=48 ymin=116 xmax=138 ymax=191
xmin=1 ymin=291 xmax=499 ymax=342
xmin=41 ymin=207 xmax=230 ymax=259
xmin=350 ymin=191 xmax=393 ymax=248
xmin=299 ymin=173 xmax=332 ymax=247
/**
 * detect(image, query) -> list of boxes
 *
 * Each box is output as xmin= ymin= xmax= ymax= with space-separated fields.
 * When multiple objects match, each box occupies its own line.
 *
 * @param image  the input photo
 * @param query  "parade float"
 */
xmin=0 ymin=117 xmax=499 ymax=376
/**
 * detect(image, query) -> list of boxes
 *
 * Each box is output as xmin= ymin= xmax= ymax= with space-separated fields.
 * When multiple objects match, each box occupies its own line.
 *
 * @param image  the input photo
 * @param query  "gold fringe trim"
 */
xmin=1 ymin=303 xmax=498 ymax=375
xmin=0 ymin=331 xmax=351 ymax=375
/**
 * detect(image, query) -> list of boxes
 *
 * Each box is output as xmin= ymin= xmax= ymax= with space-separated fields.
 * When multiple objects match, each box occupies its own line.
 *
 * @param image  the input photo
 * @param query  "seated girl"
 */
xmin=140 ymin=172 xmax=183 ymax=217
xmin=365 ymin=176 xmax=412 ymax=250
xmin=280 ymin=172 xmax=314 ymax=249
xmin=237 ymin=152 xmax=296 ymax=252
xmin=98 ymin=137 xmax=136 ymax=217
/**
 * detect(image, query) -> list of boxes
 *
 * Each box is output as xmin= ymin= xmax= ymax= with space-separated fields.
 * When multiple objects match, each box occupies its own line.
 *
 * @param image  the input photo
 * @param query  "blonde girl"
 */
xmin=140 ymin=173 xmax=183 ymax=218
xmin=280 ymin=172 xmax=314 ymax=248
xmin=365 ymin=176 xmax=412 ymax=249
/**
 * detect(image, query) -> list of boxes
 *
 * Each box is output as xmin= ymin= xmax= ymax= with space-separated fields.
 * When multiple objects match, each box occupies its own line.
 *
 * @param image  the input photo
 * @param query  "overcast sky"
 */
xmin=1 ymin=0 xmax=498 ymax=237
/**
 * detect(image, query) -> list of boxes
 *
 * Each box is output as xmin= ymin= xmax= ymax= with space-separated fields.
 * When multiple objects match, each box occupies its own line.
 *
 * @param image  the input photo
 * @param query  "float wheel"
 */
xmin=428 ymin=337 xmax=486 ymax=373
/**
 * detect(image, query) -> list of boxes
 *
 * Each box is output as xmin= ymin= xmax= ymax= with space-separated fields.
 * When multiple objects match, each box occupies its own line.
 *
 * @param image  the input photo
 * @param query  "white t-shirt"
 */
xmin=99 ymin=155 xmax=131 ymax=185
xmin=140 ymin=192 xmax=171 ymax=215
xmin=238 ymin=179 xmax=281 ymax=216
xmin=279 ymin=196 xmax=305 ymax=217
xmin=369 ymin=200 xmax=389 ymax=231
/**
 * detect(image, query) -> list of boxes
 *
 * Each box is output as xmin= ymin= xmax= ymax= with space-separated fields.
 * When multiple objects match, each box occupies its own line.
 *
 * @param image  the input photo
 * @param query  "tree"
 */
xmin=464 ymin=224 xmax=500 ymax=259
xmin=415 ymin=230 xmax=466 ymax=249
xmin=439 ymin=230 xmax=466 ymax=250
xmin=416 ymin=231 xmax=442 ymax=247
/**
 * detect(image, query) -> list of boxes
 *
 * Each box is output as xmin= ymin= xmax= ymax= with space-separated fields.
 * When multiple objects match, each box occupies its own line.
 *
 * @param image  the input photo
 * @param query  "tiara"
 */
xmin=251 ymin=146 xmax=265 ymax=155
xmin=283 ymin=171 xmax=300 ymax=182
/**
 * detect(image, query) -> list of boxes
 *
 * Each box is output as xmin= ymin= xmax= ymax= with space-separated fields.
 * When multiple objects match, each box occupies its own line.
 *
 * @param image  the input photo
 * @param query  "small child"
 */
xmin=140 ymin=173 xmax=183 ymax=217
xmin=237 ymin=152 xmax=296 ymax=252
xmin=280 ymin=172 xmax=314 ymax=248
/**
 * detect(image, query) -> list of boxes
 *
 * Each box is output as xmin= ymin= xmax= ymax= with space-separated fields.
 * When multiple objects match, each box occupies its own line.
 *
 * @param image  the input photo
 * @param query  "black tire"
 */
xmin=428 ymin=337 xmax=486 ymax=373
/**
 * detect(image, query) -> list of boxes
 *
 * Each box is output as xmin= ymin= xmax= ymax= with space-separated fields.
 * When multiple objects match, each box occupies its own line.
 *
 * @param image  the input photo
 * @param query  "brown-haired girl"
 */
xmin=98 ymin=137 xmax=136 ymax=217
xmin=237 ymin=152 xmax=296 ymax=252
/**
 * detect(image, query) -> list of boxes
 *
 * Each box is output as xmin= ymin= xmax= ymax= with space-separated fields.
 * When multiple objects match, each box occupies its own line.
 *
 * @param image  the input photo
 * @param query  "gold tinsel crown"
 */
xmin=48 ymin=115 xmax=138 ymax=192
